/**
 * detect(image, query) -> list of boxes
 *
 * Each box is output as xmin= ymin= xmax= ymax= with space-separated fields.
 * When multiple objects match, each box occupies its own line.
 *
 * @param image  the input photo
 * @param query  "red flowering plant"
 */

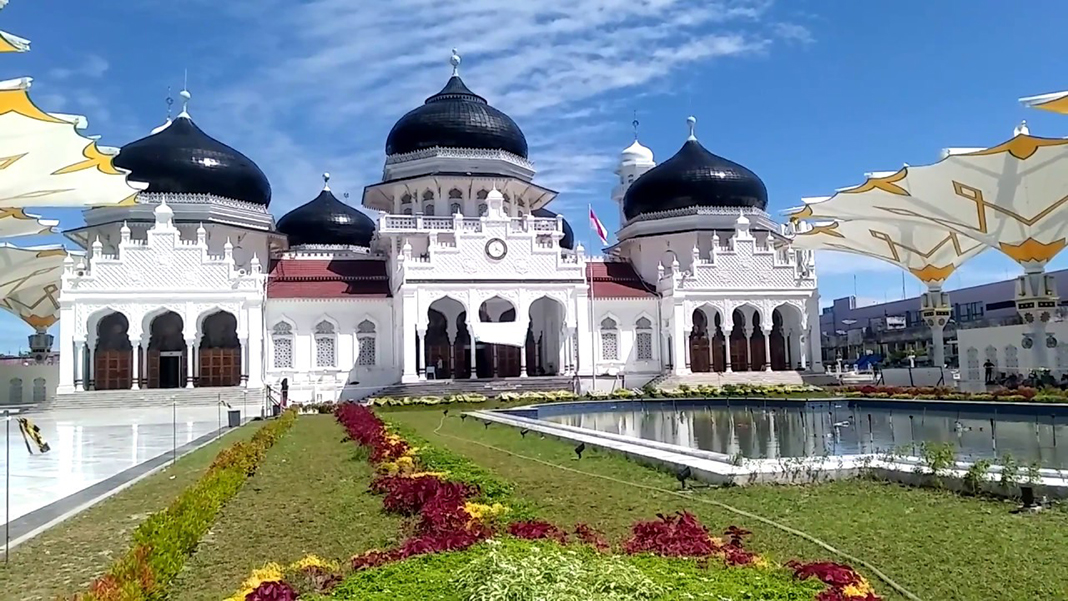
xmin=623 ymin=512 xmax=757 ymax=566
xmin=507 ymin=520 xmax=569 ymax=543
xmin=787 ymin=561 xmax=882 ymax=601
xmin=244 ymin=580 xmax=297 ymax=601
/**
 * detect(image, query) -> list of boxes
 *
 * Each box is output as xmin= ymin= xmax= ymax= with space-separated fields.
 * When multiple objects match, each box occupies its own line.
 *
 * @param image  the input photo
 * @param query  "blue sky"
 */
xmin=2 ymin=0 xmax=1067 ymax=352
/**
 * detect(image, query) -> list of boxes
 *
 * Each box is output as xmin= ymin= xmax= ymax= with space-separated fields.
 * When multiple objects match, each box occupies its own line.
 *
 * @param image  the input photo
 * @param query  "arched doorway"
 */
xmin=147 ymin=311 xmax=185 ymax=389
xmin=689 ymin=309 xmax=711 ymax=373
xmin=749 ymin=311 xmax=766 ymax=371
xmin=94 ymin=312 xmax=132 ymax=390
xmin=426 ymin=296 xmax=467 ymax=379
xmin=478 ymin=296 xmax=520 ymax=378
xmin=712 ymin=313 xmax=727 ymax=372
xmin=771 ymin=303 xmax=804 ymax=371
xmin=729 ymin=309 xmax=748 ymax=371
xmin=199 ymin=311 xmax=241 ymax=387
xmin=527 ymin=297 xmax=566 ymax=376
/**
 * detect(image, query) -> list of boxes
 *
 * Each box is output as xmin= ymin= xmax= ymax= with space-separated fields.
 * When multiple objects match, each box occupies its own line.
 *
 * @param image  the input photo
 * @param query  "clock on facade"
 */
xmin=485 ymin=238 xmax=508 ymax=260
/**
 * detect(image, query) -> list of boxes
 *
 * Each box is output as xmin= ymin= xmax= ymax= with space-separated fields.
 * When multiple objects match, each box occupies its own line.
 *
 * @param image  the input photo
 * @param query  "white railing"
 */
xmin=379 ymin=214 xmax=561 ymax=236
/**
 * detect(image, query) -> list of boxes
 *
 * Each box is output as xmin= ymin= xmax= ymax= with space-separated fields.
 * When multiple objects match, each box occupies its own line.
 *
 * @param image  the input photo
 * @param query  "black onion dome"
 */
xmin=622 ymin=138 xmax=767 ymax=220
xmin=532 ymin=207 xmax=574 ymax=250
xmin=114 ymin=116 xmax=272 ymax=206
xmin=385 ymin=75 xmax=528 ymax=158
xmin=277 ymin=186 xmax=376 ymax=247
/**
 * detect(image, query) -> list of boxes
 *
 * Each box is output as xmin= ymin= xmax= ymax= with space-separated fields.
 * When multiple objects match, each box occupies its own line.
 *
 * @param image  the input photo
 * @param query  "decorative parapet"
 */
xmin=136 ymin=191 xmax=271 ymax=214
xmin=384 ymin=146 xmax=534 ymax=170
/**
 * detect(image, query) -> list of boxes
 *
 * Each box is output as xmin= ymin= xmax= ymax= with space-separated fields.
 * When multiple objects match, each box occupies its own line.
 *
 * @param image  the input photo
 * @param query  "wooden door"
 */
xmin=428 ymin=344 xmax=452 ymax=378
xmin=199 ymin=348 xmax=240 ymax=387
xmin=495 ymin=345 xmax=521 ymax=377
xmin=712 ymin=332 xmax=727 ymax=372
xmin=730 ymin=331 xmax=748 ymax=371
xmin=95 ymin=350 xmax=131 ymax=390
xmin=690 ymin=335 xmax=711 ymax=372
xmin=770 ymin=330 xmax=787 ymax=371
xmin=452 ymin=343 xmax=469 ymax=379
xmin=749 ymin=332 xmax=766 ymax=371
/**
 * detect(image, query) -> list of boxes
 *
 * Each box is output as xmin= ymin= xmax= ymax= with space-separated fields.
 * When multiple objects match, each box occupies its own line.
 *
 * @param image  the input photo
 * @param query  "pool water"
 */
xmin=545 ymin=402 xmax=1068 ymax=468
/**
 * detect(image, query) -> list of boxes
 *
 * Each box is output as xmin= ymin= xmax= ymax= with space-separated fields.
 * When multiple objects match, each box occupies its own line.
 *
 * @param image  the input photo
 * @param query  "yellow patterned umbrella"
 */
xmin=0 ymin=243 xmax=65 ymax=328
xmin=788 ymin=132 xmax=1068 ymax=271
xmin=0 ymin=77 xmax=146 ymax=208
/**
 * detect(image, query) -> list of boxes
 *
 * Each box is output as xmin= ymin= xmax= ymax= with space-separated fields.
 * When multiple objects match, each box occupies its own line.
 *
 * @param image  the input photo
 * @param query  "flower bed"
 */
xmin=836 ymin=384 xmax=1068 ymax=403
xmin=225 ymin=403 xmax=882 ymax=600
xmin=75 ymin=409 xmax=298 ymax=601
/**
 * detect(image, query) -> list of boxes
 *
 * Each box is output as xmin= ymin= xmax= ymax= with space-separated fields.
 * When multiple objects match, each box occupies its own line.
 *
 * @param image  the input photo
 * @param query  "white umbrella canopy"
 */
xmin=0 ymin=243 xmax=66 ymax=301
xmin=788 ymin=133 xmax=1068 ymax=271
xmin=0 ymin=275 xmax=60 ymax=329
xmin=0 ymin=29 xmax=28 ymax=53
xmin=0 ymin=207 xmax=57 ymax=237
xmin=790 ymin=219 xmax=987 ymax=287
xmin=0 ymin=78 xmax=146 ymax=208
xmin=1020 ymin=90 xmax=1068 ymax=115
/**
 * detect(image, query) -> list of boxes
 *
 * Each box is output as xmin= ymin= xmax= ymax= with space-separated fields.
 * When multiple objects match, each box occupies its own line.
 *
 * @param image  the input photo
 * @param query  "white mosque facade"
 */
xmin=53 ymin=57 xmax=823 ymax=404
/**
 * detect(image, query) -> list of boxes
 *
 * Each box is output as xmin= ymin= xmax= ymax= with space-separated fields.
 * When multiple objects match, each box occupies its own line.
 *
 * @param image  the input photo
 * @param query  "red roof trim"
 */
xmin=586 ymin=262 xmax=656 ymax=299
xmin=268 ymin=259 xmax=391 ymax=298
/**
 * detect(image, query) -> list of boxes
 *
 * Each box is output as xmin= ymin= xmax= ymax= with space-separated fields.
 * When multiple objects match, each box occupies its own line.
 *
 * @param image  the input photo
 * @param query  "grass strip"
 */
xmin=73 ymin=410 xmax=298 ymax=601
xmin=0 ymin=423 xmax=263 ymax=601
xmin=171 ymin=415 xmax=403 ymax=601
xmin=385 ymin=407 xmax=1068 ymax=601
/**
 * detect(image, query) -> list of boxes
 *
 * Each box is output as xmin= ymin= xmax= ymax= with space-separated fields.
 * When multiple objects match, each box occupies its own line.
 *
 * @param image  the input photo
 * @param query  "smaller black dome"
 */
xmin=385 ymin=75 xmax=528 ymax=158
xmin=277 ymin=185 xmax=376 ymax=247
xmin=114 ymin=116 xmax=271 ymax=206
xmin=623 ymin=138 xmax=767 ymax=220
xmin=532 ymin=207 xmax=574 ymax=250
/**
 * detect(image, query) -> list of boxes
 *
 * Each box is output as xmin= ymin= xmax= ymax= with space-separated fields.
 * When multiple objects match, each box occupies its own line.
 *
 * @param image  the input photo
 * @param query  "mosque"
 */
xmin=54 ymin=53 xmax=823 ymax=404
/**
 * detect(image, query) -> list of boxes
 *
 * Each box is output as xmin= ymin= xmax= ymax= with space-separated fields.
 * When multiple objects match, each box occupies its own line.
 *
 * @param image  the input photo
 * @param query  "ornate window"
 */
xmin=403 ymin=207 xmax=413 ymax=215
xmin=424 ymin=203 xmax=435 ymax=216
xmin=478 ymin=204 xmax=488 ymax=216
xmin=450 ymin=203 xmax=462 ymax=215
xmin=32 ymin=377 xmax=46 ymax=403
xmin=271 ymin=322 xmax=293 ymax=369
xmin=401 ymin=193 xmax=412 ymax=205
xmin=636 ymin=317 xmax=653 ymax=361
xmin=357 ymin=319 xmax=377 ymax=367
xmin=315 ymin=321 xmax=337 ymax=368
xmin=449 ymin=188 xmax=463 ymax=200
xmin=600 ymin=317 xmax=619 ymax=361
xmin=476 ymin=189 xmax=489 ymax=200
xmin=422 ymin=190 xmax=435 ymax=201
xmin=8 ymin=378 xmax=22 ymax=404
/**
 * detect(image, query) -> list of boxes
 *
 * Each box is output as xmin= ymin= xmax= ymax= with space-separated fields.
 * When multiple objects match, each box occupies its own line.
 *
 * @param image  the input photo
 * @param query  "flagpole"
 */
xmin=5 ymin=410 xmax=10 ymax=565
xmin=588 ymin=204 xmax=598 ymax=393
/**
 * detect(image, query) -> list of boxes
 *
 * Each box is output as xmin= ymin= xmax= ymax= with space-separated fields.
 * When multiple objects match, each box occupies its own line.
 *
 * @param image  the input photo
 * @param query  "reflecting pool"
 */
xmin=545 ymin=402 xmax=1068 ymax=468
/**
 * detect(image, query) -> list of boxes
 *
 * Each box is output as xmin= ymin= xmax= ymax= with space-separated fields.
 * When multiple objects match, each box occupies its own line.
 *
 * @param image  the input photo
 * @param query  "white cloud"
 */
xmin=48 ymin=54 xmax=109 ymax=81
xmin=190 ymin=0 xmax=810 ymax=212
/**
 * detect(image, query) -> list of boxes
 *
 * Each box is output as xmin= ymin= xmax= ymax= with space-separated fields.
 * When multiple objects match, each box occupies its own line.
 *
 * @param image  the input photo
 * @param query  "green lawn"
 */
xmin=171 ymin=415 xmax=403 ymax=601
xmin=0 ymin=422 xmax=263 ymax=601
xmin=383 ymin=406 xmax=1068 ymax=601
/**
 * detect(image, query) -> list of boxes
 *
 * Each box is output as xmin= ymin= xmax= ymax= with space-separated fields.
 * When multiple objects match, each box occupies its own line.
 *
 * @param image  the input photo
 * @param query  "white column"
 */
xmin=58 ymin=303 xmax=76 ymax=393
xmin=186 ymin=338 xmax=195 ymax=388
xmin=576 ymin=291 xmax=592 ymax=376
xmin=417 ymin=329 xmax=427 ymax=379
xmin=131 ymin=342 xmax=141 ymax=390
xmin=807 ymin=295 xmax=824 ymax=372
xmin=799 ymin=330 xmax=809 ymax=370
xmin=86 ymin=343 xmax=95 ymax=390
xmin=743 ymin=327 xmax=753 ymax=371
xmin=401 ymin=291 xmax=419 ymax=383
xmin=74 ymin=341 xmax=85 ymax=392
xmin=724 ymin=330 xmax=733 ymax=372
xmin=469 ymin=325 xmax=478 ymax=379
xmin=763 ymin=327 xmax=773 ymax=371
xmin=520 ymin=340 xmax=528 ymax=377
xmin=240 ymin=338 xmax=250 ymax=388
xmin=671 ymin=303 xmax=688 ymax=376
xmin=247 ymin=305 xmax=264 ymax=389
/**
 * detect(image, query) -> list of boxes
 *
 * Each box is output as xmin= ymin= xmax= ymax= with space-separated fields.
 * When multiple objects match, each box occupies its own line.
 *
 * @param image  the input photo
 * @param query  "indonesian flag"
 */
xmin=589 ymin=205 xmax=608 ymax=245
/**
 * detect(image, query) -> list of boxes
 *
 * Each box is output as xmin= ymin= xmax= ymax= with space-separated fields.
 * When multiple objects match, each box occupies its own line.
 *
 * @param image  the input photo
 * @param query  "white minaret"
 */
xmin=612 ymin=116 xmax=655 ymax=226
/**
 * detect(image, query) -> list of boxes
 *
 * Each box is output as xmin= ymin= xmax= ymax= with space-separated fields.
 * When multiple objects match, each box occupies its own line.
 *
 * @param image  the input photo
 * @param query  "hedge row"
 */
xmin=75 ymin=409 xmax=298 ymax=601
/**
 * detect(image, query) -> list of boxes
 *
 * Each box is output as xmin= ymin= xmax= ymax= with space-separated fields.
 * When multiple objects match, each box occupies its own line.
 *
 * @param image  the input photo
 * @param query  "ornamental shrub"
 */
xmin=76 ymin=409 xmax=298 ymax=601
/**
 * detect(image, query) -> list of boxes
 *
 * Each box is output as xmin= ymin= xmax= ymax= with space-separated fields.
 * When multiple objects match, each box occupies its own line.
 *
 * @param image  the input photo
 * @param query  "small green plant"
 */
xmin=919 ymin=441 xmax=956 ymax=477
xmin=963 ymin=459 xmax=992 ymax=495
xmin=1026 ymin=461 xmax=1043 ymax=485
xmin=999 ymin=453 xmax=1019 ymax=491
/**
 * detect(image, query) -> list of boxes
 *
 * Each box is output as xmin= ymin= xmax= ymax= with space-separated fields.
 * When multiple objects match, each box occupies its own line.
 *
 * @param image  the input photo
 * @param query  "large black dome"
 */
xmin=277 ymin=184 xmax=376 ymax=247
xmin=385 ymin=75 xmax=528 ymax=158
xmin=532 ymin=207 xmax=574 ymax=249
xmin=622 ymin=136 xmax=766 ymax=221
xmin=114 ymin=116 xmax=272 ymax=206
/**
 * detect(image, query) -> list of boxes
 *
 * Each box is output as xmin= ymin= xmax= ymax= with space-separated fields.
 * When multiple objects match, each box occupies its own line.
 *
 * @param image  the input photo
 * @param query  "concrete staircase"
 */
xmin=658 ymin=371 xmax=807 ymax=389
xmin=42 ymin=386 xmax=263 ymax=412
xmin=372 ymin=376 xmax=575 ymax=400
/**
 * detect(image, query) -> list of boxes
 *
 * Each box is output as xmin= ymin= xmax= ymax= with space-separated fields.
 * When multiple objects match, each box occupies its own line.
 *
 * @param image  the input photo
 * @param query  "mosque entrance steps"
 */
xmin=373 ymin=376 xmax=576 ymax=401
xmin=658 ymin=371 xmax=809 ymax=389
xmin=45 ymin=386 xmax=263 ymax=412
